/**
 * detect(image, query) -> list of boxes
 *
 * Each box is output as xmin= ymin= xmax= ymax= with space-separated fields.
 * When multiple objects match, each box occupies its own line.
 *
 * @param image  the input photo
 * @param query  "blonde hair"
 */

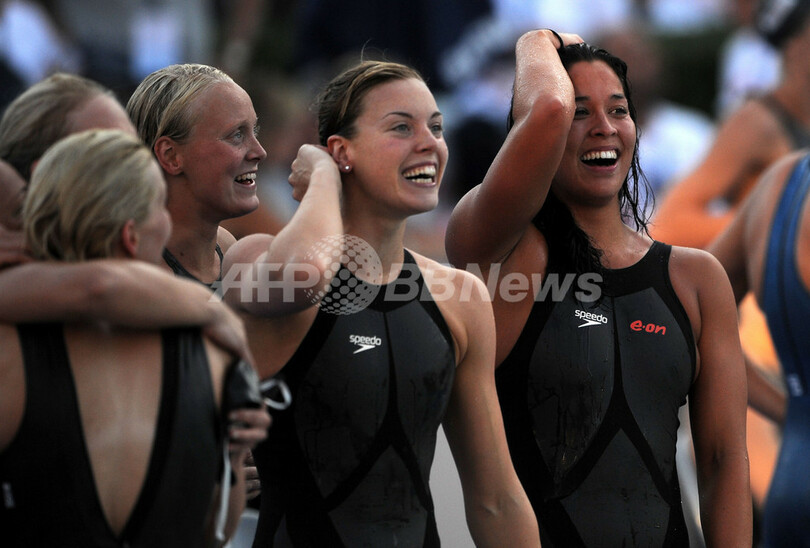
xmin=126 ymin=63 xmax=235 ymax=150
xmin=24 ymin=129 xmax=160 ymax=262
xmin=0 ymin=73 xmax=114 ymax=181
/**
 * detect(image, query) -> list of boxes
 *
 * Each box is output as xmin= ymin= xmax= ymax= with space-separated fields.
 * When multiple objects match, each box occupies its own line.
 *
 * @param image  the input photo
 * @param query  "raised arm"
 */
xmin=439 ymin=269 xmax=539 ymax=547
xmin=222 ymin=144 xmax=343 ymax=317
xmin=652 ymin=100 xmax=785 ymax=249
xmin=445 ymin=29 xmax=577 ymax=269
xmin=683 ymin=251 xmax=752 ymax=546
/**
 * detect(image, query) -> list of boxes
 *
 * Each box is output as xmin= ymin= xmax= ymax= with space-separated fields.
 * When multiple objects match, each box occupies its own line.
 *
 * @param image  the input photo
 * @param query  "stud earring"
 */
xmin=343 ymin=165 xmax=351 ymax=172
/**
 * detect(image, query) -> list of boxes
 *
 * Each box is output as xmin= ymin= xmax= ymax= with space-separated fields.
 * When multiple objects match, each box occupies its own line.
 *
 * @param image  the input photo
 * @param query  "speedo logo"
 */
xmin=575 ymin=309 xmax=608 ymax=328
xmin=349 ymin=334 xmax=382 ymax=354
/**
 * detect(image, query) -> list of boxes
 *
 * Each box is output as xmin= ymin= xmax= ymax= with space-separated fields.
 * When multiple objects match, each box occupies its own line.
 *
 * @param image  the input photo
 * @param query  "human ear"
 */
xmin=120 ymin=219 xmax=139 ymax=258
xmin=154 ymin=136 xmax=183 ymax=176
xmin=327 ymin=135 xmax=350 ymax=169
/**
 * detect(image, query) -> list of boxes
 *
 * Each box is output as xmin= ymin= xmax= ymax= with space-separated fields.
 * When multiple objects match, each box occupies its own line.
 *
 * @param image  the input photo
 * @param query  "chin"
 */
xmin=230 ymin=196 xmax=261 ymax=217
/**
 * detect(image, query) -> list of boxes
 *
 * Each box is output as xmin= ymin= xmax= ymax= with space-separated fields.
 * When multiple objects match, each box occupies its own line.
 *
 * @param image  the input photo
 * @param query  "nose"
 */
xmin=248 ymin=132 xmax=268 ymax=162
xmin=415 ymin=124 xmax=442 ymax=152
xmin=590 ymin=111 xmax=617 ymax=137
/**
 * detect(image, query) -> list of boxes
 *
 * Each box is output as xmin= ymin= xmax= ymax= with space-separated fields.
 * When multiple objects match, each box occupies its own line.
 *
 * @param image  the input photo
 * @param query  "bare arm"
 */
xmin=707 ymin=155 xmax=797 ymax=425
xmin=686 ymin=252 xmax=752 ymax=546
xmin=223 ymin=144 xmax=343 ymax=317
xmin=445 ymin=29 xmax=578 ymax=269
xmin=653 ymin=101 xmax=783 ymax=249
xmin=0 ymin=225 xmax=29 ymax=270
xmin=440 ymin=270 xmax=540 ymax=547
xmin=0 ymin=260 xmax=252 ymax=361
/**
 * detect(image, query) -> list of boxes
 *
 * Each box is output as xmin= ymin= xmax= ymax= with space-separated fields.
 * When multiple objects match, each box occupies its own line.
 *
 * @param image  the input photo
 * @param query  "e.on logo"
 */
xmin=630 ymin=320 xmax=666 ymax=335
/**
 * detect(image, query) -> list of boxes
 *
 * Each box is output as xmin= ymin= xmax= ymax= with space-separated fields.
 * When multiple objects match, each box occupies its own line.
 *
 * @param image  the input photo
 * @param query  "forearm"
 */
xmin=746 ymin=356 xmax=787 ymax=424
xmin=238 ymin=164 xmax=343 ymax=314
xmin=0 ymin=260 xmax=225 ymax=327
xmin=466 ymin=490 xmax=540 ymax=547
xmin=698 ymin=451 xmax=753 ymax=547
xmin=224 ymin=450 xmax=248 ymax=541
xmin=653 ymin=205 xmax=734 ymax=249
xmin=265 ymin=165 xmax=342 ymax=268
xmin=446 ymin=30 xmax=574 ymax=266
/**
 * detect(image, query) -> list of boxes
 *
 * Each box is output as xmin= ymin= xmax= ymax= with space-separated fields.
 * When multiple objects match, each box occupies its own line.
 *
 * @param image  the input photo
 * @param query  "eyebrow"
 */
xmin=383 ymin=111 xmax=443 ymax=120
xmin=575 ymin=94 xmax=626 ymax=102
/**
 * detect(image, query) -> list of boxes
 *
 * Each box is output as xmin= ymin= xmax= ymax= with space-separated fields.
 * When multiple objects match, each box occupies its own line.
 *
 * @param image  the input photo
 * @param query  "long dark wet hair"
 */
xmin=508 ymin=42 xmax=652 ymax=277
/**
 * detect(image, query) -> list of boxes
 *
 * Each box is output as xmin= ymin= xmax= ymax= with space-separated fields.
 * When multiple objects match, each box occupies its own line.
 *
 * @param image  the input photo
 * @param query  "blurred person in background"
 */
xmin=709 ymin=149 xmax=810 ymax=548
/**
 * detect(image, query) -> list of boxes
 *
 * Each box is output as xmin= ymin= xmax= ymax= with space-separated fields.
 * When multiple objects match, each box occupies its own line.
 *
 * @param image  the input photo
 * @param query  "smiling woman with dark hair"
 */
xmin=446 ymin=29 xmax=752 ymax=547
xmin=222 ymin=58 xmax=540 ymax=547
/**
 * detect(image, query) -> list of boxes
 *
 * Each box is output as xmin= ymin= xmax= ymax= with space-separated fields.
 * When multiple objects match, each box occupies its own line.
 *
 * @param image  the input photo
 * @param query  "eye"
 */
xmin=393 ymin=123 xmax=411 ymax=134
xmin=574 ymin=106 xmax=589 ymax=118
xmin=430 ymin=122 xmax=444 ymax=136
xmin=611 ymin=106 xmax=629 ymax=116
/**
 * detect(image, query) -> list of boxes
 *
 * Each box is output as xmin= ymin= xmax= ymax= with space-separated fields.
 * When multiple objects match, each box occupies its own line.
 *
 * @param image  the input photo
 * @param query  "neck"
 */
xmin=343 ymin=215 xmax=408 ymax=284
xmin=164 ymin=214 xmax=221 ymax=281
xmin=567 ymin=201 xmax=649 ymax=269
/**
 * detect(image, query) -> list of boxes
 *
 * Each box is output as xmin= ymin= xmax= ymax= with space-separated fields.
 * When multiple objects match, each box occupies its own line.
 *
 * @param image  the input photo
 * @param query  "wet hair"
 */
xmin=508 ymin=42 xmax=651 ymax=277
xmin=0 ymin=73 xmax=114 ymax=181
xmin=757 ymin=0 xmax=810 ymax=48
xmin=126 ymin=63 xmax=234 ymax=151
xmin=315 ymin=60 xmax=424 ymax=146
xmin=24 ymin=129 xmax=161 ymax=262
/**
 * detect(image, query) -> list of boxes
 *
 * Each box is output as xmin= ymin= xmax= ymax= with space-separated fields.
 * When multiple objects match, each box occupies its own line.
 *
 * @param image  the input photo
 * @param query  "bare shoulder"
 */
xmin=216 ymin=225 xmax=239 ymax=255
xmin=668 ymin=244 xmax=734 ymax=341
xmin=411 ymin=250 xmax=495 ymax=366
xmin=222 ymin=232 xmax=275 ymax=268
xmin=669 ymin=245 xmax=728 ymax=289
xmin=411 ymin=250 xmax=490 ymax=307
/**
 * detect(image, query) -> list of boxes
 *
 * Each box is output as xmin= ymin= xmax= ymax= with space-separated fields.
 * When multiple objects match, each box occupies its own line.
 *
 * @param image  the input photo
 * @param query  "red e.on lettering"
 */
xmin=630 ymin=320 xmax=666 ymax=335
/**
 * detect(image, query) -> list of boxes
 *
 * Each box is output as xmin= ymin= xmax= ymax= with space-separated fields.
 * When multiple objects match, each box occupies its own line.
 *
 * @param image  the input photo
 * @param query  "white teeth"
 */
xmin=403 ymin=165 xmax=437 ymax=179
xmin=235 ymin=172 xmax=256 ymax=182
xmin=580 ymin=150 xmax=617 ymax=162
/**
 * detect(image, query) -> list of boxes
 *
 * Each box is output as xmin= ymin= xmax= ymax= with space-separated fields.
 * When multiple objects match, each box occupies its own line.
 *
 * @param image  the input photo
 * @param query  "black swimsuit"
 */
xmin=252 ymin=250 xmax=456 ymax=547
xmin=496 ymin=242 xmax=696 ymax=547
xmin=163 ymin=244 xmax=223 ymax=289
xmin=0 ymin=325 xmax=222 ymax=547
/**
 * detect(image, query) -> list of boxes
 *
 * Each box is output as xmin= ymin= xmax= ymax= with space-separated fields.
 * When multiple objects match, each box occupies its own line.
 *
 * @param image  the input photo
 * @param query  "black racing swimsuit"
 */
xmin=163 ymin=244 xmax=223 ymax=289
xmin=0 ymin=325 xmax=223 ymax=547
xmin=496 ymin=241 xmax=696 ymax=547
xmin=252 ymin=250 xmax=456 ymax=547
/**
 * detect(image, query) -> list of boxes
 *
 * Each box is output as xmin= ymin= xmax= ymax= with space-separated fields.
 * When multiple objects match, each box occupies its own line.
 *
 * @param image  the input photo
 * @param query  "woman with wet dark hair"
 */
xmin=446 ymin=30 xmax=751 ymax=547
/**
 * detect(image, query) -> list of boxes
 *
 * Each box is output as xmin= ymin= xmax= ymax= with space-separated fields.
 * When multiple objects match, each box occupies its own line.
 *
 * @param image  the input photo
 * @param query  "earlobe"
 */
xmin=120 ymin=219 xmax=139 ymax=258
xmin=154 ymin=136 xmax=183 ymax=176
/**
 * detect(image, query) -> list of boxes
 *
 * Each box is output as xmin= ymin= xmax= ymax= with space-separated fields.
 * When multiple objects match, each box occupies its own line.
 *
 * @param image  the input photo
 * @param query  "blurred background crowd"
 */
xmin=0 ymin=0 xmax=781 ymax=255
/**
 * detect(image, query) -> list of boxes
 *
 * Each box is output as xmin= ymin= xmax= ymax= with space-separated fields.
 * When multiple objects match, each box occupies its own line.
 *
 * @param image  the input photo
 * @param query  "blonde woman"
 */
xmin=0 ymin=129 xmax=269 ymax=547
xmin=127 ymin=63 xmax=267 ymax=287
xmin=0 ymin=72 xmax=253 ymax=363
